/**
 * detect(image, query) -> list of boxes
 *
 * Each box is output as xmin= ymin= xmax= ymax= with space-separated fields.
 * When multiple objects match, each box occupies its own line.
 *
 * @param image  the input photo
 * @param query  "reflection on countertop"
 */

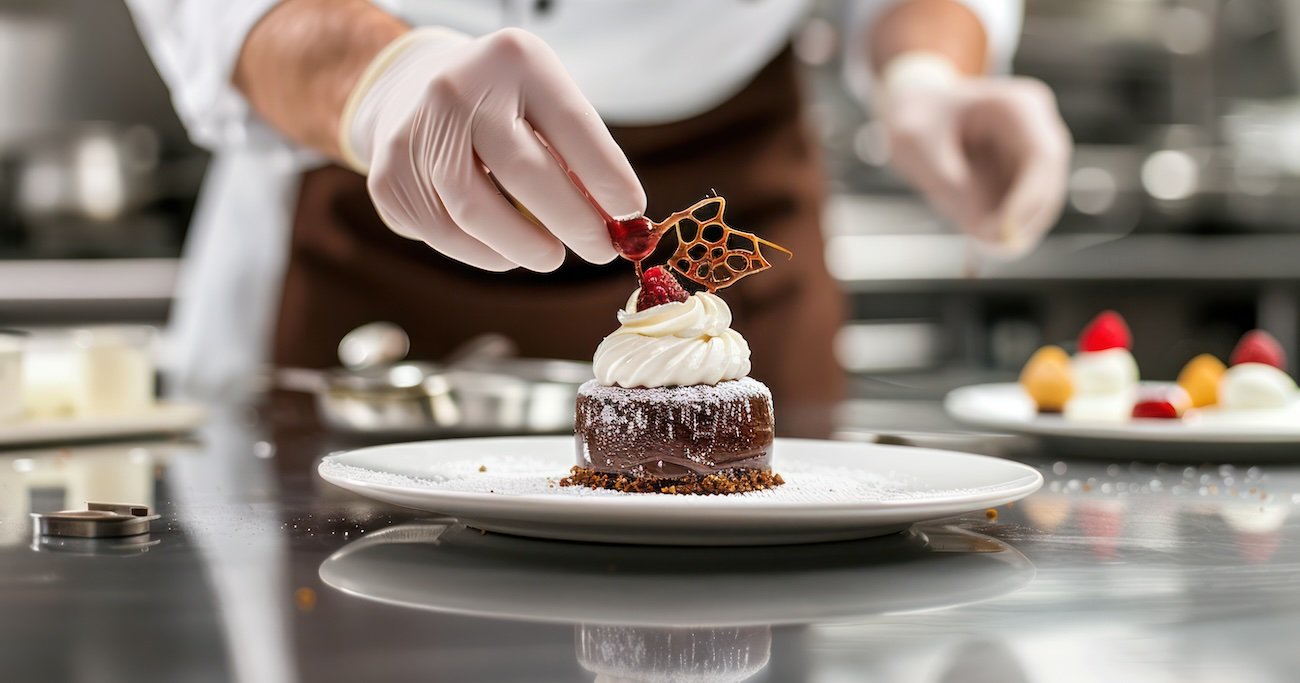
xmin=3 ymin=399 xmax=1300 ymax=681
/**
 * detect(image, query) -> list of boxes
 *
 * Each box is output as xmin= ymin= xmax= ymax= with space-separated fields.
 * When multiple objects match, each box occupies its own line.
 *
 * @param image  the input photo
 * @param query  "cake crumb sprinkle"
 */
xmin=559 ymin=466 xmax=784 ymax=495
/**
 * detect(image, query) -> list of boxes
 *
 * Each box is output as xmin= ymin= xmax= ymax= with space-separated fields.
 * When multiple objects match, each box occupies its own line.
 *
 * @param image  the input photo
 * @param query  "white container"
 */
xmin=0 ymin=331 xmax=24 ymax=422
xmin=71 ymin=326 xmax=156 ymax=416
xmin=21 ymin=330 xmax=77 ymax=418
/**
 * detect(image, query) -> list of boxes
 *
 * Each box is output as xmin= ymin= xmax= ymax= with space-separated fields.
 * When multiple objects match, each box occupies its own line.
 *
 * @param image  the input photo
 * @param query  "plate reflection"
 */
xmin=320 ymin=523 xmax=1036 ymax=682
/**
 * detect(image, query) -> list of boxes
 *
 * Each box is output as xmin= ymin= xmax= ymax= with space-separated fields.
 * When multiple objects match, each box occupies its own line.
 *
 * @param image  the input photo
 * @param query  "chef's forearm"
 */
xmin=234 ymin=0 xmax=408 ymax=158
xmin=867 ymin=0 xmax=988 ymax=76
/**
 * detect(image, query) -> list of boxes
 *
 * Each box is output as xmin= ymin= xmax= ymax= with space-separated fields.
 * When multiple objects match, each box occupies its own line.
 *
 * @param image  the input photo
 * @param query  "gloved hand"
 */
xmin=878 ymin=52 xmax=1072 ymax=259
xmin=340 ymin=27 xmax=645 ymax=272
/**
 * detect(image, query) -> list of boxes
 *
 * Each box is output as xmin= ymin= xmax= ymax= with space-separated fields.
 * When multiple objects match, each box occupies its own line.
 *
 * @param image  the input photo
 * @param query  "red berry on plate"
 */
xmin=1079 ymin=310 xmax=1132 ymax=352
xmin=1229 ymin=330 xmax=1287 ymax=371
xmin=1132 ymin=400 xmax=1179 ymax=419
xmin=636 ymin=266 xmax=689 ymax=311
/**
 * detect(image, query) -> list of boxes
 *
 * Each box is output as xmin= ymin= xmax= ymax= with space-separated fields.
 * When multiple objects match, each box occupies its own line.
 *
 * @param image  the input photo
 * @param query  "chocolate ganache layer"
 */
xmin=574 ymin=378 xmax=775 ymax=479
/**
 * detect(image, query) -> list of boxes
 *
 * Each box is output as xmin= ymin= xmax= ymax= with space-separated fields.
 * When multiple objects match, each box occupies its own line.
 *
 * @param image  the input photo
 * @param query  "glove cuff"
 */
xmin=338 ymin=26 xmax=469 ymax=173
xmin=876 ymin=50 xmax=963 ymax=116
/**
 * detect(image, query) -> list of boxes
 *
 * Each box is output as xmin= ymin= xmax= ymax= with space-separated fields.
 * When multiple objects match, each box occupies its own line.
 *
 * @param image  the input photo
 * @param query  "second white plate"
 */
xmin=945 ymin=382 xmax=1300 ymax=459
xmin=318 ymin=436 xmax=1042 ymax=546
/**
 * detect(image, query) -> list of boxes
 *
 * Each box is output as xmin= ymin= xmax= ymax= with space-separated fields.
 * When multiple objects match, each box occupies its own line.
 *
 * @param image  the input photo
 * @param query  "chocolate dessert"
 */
xmin=568 ymin=378 xmax=780 ymax=494
xmin=561 ymin=196 xmax=788 ymax=495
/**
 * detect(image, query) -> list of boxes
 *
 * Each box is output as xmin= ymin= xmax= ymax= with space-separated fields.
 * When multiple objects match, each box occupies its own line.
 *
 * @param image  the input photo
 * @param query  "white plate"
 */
xmin=945 ymin=383 xmax=1300 ymax=459
xmin=319 ymin=522 xmax=1035 ymax=627
xmin=0 ymin=402 xmax=206 ymax=449
xmin=317 ymin=436 xmax=1042 ymax=546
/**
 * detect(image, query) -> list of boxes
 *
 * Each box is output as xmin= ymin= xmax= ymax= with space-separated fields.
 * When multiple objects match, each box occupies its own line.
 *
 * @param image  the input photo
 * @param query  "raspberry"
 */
xmin=1132 ymin=400 xmax=1179 ymax=419
xmin=1230 ymin=330 xmax=1287 ymax=371
xmin=1132 ymin=385 xmax=1190 ymax=419
xmin=1079 ymin=310 xmax=1132 ymax=352
xmin=636 ymin=266 xmax=689 ymax=311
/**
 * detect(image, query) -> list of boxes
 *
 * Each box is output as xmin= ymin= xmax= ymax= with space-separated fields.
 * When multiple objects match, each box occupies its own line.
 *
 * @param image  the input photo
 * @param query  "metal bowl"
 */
xmin=444 ymin=358 xmax=594 ymax=434
xmin=281 ymin=358 xmax=592 ymax=437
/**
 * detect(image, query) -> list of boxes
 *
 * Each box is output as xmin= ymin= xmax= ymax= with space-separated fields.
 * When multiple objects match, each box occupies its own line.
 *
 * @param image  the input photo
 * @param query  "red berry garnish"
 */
xmin=1079 ymin=310 xmax=1132 ymax=352
xmin=1229 ymin=330 xmax=1287 ymax=371
xmin=636 ymin=266 xmax=689 ymax=311
xmin=1132 ymin=400 xmax=1179 ymax=419
xmin=606 ymin=216 xmax=659 ymax=262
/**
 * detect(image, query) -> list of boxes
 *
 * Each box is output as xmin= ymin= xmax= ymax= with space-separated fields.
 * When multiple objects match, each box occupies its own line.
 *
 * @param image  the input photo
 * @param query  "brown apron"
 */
xmin=273 ymin=48 xmax=846 ymax=434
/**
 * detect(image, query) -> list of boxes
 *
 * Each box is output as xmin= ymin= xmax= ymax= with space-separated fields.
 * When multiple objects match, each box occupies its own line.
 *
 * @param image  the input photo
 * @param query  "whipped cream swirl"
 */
xmin=593 ymin=291 xmax=750 ymax=388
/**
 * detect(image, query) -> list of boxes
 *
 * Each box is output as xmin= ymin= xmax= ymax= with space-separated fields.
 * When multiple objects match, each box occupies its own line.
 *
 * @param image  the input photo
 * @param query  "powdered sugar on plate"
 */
xmin=318 ymin=453 xmax=998 ymax=505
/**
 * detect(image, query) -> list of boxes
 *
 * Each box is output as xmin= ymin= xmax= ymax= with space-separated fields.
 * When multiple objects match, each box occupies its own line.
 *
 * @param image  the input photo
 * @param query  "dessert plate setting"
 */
xmin=317 ymin=435 xmax=1043 ymax=546
xmin=945 ymin=382 xmax=1300 ymax=458
xmin=949 ymin=313 xmax=1300 ymax=460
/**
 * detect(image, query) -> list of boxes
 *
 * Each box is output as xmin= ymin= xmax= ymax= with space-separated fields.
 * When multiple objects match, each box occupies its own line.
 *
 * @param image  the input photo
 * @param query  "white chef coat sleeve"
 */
xmin=124 ymin=0 xmax=320 ymax=162
xmin=842 ymin=0 xmax=1025 ymax=104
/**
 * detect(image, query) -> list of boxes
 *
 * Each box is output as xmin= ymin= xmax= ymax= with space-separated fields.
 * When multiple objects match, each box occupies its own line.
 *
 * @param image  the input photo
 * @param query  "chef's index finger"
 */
xmin=517 ymin=41 xmax=647 ymax=221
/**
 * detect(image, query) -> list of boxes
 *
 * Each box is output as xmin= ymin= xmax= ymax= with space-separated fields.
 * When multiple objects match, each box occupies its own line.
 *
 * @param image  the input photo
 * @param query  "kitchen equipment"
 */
xmin=317 ymin=436 xmax=1043 ymax=545
xmin=0 ymin=4 xmax=68 ymax=151
xmin=30 ymin=501 xmax=158 ymax=538
xmin=15 ymin=123 xmax=160 ymax=222
xmin=21 ymin=329 xmax=76 ymax=418
xmin=278 ymin=326 xmax=590 ymax=436
xmin=71 ymin=324 xmax=155 ymax=416
xmin=280 ymin=358 xmax=592 ymax=436
xmin=337 ymin=321 xmax=410 ymax=371
xmin=0 ymin=329 xmax=25 ymax=422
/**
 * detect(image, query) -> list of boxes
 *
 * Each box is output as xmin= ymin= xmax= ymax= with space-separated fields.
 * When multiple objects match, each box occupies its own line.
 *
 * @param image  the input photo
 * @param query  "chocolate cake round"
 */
xmin=564 ymin=377 xmax=781 ymax=494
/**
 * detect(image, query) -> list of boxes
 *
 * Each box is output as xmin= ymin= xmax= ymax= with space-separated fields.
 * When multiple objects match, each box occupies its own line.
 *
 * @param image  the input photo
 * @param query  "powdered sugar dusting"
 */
xmin=317 ymin=452 xmax=995 ymax=504
xmin=578 ymin=377 xmax=771 ymax=405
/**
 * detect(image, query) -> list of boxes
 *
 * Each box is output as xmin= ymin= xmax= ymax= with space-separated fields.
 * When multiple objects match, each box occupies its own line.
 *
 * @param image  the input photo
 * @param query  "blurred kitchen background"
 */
xmin=5 ymin=0 xmax=1300 ymax=398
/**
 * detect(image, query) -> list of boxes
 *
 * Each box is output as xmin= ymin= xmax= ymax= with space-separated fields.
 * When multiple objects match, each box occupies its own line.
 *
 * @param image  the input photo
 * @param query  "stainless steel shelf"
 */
xmin=824 ymin=195 xmax=1300 ymax=290
xmin=0 ymin=258 xmax=177 ymax=302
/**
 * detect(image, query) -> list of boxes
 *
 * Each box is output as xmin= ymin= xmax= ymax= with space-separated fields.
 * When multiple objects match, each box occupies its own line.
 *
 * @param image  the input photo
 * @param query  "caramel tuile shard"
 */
xmin=654 ymin=196 xmax=792 ymax=292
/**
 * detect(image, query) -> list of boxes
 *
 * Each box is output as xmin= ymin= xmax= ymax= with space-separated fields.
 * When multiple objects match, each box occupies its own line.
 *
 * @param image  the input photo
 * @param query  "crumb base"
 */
xmin=559 ymin=466 xmax=784 ymax=495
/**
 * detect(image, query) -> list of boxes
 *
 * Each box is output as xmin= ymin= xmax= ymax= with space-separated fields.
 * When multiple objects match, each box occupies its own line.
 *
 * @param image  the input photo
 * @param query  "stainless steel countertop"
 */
xmin=2 ymin=399 xmax=1298 ymax=682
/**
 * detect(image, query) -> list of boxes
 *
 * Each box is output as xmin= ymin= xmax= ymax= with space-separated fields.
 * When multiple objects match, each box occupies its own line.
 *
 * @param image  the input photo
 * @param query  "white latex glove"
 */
xmin=878 ymin=52 xmax=1072 ymax=259
xmin=340 ymin=27 xmax=645 ymax=272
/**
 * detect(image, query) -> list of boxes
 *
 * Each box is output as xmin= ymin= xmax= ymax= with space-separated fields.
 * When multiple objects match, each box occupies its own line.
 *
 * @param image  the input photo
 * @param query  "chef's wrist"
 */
xmin=868 ymin=0 xmax=988 ymax=79
xmin=234 ymin=0 xmax=407 ymax=159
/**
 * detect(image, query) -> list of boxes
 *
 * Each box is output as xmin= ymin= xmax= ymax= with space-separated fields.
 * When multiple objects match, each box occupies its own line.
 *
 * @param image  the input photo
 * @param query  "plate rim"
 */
xmin=317 ymin=435 xmax=1044 ymax=514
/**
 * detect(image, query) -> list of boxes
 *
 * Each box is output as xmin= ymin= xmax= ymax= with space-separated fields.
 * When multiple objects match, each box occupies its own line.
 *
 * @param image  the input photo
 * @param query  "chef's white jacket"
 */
xmin=126 ymin=0 xmax=1022 ymax=398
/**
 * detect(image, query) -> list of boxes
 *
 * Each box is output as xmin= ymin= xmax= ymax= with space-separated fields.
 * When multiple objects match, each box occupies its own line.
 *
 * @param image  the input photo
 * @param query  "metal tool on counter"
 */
xmin=31 ymin=501 xmax=159 ymax=538
xmin=276 ymin=323 xmax=592 ymax=436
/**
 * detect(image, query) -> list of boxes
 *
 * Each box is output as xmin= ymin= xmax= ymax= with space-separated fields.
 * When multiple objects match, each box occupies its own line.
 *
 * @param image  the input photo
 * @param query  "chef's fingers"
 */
xmin=432 ymin=143 xmax=567 ymax=272
xmin=890 ymin=124 xmax=974 ymax=229
xmin=990 ymin=111 xmax=1071 ymax=257
xmin=508 ymin=31 xmax=646 ymax=220
xmin=474 ymin=117 xmax=618 ymax=264
xmin=366 ymin=151 xmax=516 ymax=272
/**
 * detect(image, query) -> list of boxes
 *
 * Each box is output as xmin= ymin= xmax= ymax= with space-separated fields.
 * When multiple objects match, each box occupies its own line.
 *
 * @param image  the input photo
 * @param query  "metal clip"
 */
xmin=31 ymin=501 xmax=160 ymax=539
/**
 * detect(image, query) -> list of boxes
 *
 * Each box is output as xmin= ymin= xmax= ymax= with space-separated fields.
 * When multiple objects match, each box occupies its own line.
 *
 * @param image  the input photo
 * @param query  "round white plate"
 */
xmin=317 ymin=436 xmax=1042 ymax=545
xmin=319 ymin=522 xmax=1035 ymax=626
xmin=945 ymin=383 xmax=1300 ymax=459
